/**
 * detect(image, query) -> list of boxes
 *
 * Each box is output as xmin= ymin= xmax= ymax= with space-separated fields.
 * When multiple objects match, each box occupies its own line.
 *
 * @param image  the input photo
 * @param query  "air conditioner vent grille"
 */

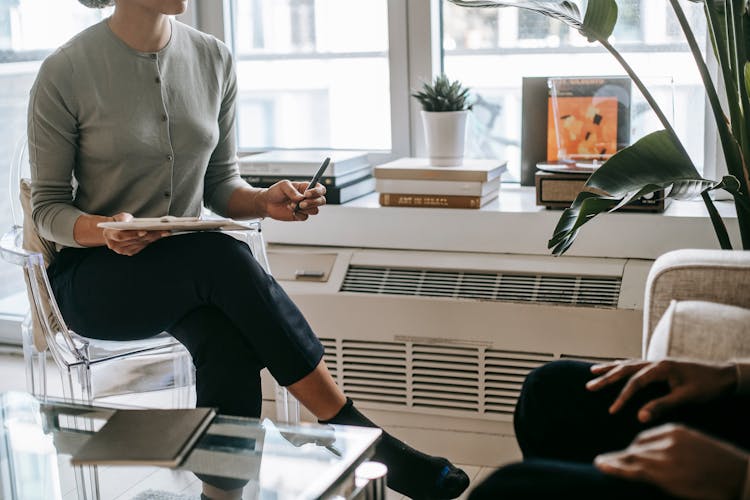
xmin=483 ymin=349 xmax=555 ymax=415
xmin=341 ymin=266 xmax=621 ymax=307
xmin=319 ymin=338 xmax=614 ymax=419
xmin=340 ymin=340 xmax=407 ymax=405
xmin=412 ymin=344 xmax=479 ymax=412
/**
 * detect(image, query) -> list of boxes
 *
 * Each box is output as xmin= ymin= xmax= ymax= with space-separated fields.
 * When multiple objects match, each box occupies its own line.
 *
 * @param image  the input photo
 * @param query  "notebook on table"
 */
xmin=71 ymin=407 xmax=216 ymax=467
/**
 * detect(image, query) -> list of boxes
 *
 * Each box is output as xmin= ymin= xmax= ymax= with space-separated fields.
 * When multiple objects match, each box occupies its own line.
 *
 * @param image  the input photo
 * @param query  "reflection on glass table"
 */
xmin=0 ymin=392 xmax=382 ymax=500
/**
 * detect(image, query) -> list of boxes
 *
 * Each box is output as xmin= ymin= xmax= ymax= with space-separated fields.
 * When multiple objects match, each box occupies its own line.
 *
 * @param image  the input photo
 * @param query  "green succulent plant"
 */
xmin=412 ymin=74 xmax=473 ymax=112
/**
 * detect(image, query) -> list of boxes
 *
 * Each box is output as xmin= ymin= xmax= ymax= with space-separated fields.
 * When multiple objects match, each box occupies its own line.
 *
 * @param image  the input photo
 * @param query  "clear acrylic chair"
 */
xmin=2 ymin=136 xmax=299 ymax=423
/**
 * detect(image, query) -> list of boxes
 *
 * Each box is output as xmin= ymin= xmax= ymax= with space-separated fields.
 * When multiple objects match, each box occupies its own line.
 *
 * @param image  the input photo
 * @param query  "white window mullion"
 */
xmin=387 ymin=0 xmax=411 ymax=159
xmin=190 ymin=0 xmax=231 ymax=43
xmin=406 ymin=0 xmax=443 ymax=157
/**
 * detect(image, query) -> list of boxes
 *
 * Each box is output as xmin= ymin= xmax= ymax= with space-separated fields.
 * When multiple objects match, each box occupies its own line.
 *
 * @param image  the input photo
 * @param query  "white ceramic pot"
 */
xmin=421 ymin=110 xmax=469 ymax=166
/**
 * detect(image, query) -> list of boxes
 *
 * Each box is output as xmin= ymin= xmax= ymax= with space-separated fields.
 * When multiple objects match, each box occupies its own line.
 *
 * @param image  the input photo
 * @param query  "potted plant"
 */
xmin=448 ymin=0 xmax=750 ymax=255
xmin=412 ymin=74 xmax=473 ymax=166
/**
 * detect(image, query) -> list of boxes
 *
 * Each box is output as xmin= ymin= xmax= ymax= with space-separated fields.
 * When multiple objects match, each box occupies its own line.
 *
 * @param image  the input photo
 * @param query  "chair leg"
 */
xmin=73 ymin=465 xmax=100 ymax=500
xmin=24 ymin=348 xmax=48 ymax=399
xmin=21 ymin=323 xmax=48 ymax=399
xmin=173 ymin=349 xmax=196 ymax=408
xmin=275 ymin=384 xmax=300 ymax=424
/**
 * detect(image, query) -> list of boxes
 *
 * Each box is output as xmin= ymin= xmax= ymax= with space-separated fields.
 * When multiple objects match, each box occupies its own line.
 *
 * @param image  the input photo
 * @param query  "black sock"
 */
xmin=321 ymin=398 xmax=470 ymax=499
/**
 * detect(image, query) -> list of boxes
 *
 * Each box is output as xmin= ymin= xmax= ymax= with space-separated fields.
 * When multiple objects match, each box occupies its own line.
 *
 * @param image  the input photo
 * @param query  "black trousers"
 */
xmin=48 ymin=232 xmax=324 ymax=418
xmin=470 ymin=360 xmax=750 ymax=499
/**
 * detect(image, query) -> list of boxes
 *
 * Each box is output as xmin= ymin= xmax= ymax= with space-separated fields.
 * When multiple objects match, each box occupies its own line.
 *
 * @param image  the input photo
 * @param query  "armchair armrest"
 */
xmin=646 ymin=300 xmax=750 ymax=361
xmin=642 ymin=249 xmax=750 ymax=357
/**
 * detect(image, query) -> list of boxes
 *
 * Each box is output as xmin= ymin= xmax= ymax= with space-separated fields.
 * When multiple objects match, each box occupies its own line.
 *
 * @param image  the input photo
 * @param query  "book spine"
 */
xmin=379 ymin=193 xmax=483 ymax=209
xmin=242 ymin=175 xmax=341 ymax=187
xmin=375 ymin=178 xmax=497 ymax=196
xmin=374 ymin=169 xmax=491 ymax=182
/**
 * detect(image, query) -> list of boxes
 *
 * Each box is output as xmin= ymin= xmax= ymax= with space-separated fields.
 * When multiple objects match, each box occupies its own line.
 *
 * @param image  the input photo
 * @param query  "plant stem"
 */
xmin=598 ymin=38 xmax=682 ymax=148
xmin=701 ymin=191 xmax=734 ymax=249
xmin=672 ymin=0 xmax=750 ymax=249
xmin=671 ymin=1 xmax=748 ymax=179
xmin=704 ymin=1 xmax=736 ymax=111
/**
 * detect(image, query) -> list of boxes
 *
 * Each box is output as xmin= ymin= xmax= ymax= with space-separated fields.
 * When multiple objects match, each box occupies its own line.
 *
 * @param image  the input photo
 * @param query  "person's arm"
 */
xmin=28 ymin=50 xmax=89 ymax=248
xmin=586 ymin=358 xmax=738 ymax=423
xmin=595 ymin=424 xmax=748 ymax=499
xmin=202 ymin=40 xmax=326 ymax=222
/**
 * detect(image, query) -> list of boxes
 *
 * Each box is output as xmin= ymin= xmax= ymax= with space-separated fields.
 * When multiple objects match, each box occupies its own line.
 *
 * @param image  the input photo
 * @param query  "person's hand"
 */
xmin=586 ymin=359 xmax=737 ymax=423
xmin=595 ymin=424 xmax=748 ymax=500
xmin=102 ymin=212 xmax=169 ymax=256
xmin=259 ymin=181 xmax=326 ymax=222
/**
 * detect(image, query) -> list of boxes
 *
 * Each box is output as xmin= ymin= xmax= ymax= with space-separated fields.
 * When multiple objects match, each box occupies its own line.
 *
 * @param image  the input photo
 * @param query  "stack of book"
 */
xmin=238 ymin=150 xmax=374 ymax=204
xmin=374 ymin=158 xmax=507 ymax=208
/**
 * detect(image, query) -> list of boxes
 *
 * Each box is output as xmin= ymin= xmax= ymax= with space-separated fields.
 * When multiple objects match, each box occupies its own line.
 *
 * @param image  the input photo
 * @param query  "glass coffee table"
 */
xmin=0 ymin=392 xmax=384 ymax=500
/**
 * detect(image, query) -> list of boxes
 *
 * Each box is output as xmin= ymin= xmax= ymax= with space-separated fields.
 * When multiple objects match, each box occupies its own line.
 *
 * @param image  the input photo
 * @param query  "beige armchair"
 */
xmin=642 ymin=249 xmax=750 ymax=362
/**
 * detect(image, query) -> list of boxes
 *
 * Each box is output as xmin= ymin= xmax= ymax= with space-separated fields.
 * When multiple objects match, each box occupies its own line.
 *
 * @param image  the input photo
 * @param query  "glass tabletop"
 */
xmin=0 ymin=392 xmax=381 ymax=500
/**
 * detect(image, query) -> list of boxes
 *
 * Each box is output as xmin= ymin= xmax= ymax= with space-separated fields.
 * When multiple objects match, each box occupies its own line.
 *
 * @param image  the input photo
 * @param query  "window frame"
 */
xmin=196 ymin=0 xmax=718 ymax=175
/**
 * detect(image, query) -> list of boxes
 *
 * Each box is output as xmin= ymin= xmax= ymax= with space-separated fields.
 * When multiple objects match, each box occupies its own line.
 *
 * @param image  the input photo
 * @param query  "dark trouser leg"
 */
xmin=469 ymin=460 xmax=670 ymax=500
xmin=514 ymin=359 xmax=750 ymax=462
xmin=168 ymin=306 xmax=262 ymax=418
xmin=48 ymin=232 xmax=324 ymax=410
xmin=470 ymin=359 xmax=750 ymax=499
xmin=514 ymin=359 xmax=660 ymax=462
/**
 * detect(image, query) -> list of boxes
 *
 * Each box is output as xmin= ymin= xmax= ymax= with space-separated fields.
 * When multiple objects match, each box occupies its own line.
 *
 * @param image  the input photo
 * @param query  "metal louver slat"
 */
xmin=340 ymin=266 xmax=621 ymax=308
xmin=341 ymin=340 xmax=407 ymax=404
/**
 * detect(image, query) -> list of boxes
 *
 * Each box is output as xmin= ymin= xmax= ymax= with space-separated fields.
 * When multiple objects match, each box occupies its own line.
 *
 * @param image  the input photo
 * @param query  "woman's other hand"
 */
xmin=595 ymin=424 xmax=748 ymax=500
xmin=260 ymin=180 xmax=327 ymax=221
xmin=586 ymin=359 xmax=738 ymax=423
xmin=102 ymin=212 xmax=169 ymax=256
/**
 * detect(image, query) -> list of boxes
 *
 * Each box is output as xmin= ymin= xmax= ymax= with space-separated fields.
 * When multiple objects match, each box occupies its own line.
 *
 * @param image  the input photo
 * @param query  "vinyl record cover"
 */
xmin=546 ymin=77 xmax=631 ymax=163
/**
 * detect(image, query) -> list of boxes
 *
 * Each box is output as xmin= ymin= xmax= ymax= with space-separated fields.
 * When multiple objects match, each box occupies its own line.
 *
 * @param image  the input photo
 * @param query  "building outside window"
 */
xmin=0 ymin=0 xmax=110 ymax=323
xmin=228 ymin=0 xmax=391 ymax=152
xmin=443 ymin=0 xmax=707 ymax=182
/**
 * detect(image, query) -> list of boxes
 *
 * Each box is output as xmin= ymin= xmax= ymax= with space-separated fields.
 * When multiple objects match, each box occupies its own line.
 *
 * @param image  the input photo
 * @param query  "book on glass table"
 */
xmin=71 ymin=407 xmax=216 ymax=467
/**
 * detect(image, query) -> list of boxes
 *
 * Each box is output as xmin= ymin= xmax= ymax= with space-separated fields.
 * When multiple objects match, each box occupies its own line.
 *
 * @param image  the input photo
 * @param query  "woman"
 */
xmin=29 ymin=0 xmax=469 ymax=498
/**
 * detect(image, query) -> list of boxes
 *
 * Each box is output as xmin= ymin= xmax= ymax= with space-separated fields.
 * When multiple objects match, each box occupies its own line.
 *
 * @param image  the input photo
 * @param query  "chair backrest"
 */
xmin=1 ymin=135 xmax=71 ymax=357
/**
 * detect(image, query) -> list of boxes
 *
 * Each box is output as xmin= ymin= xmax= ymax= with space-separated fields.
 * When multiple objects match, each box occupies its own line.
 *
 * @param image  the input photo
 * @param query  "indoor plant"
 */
xmin=449 ymin=0 xmax=750 ymax=255
xmin=412 ymin=74 xmax=473 ymax=166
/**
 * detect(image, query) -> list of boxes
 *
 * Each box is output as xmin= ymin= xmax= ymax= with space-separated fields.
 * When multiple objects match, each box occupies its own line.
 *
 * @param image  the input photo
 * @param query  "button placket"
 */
xmin=150 ymin=52 xmax=173 ymax=213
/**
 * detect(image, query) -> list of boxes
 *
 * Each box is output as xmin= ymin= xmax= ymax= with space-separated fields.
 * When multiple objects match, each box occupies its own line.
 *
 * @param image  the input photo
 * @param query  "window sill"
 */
xmin=262 ymin=186 xmax=740 ymax=260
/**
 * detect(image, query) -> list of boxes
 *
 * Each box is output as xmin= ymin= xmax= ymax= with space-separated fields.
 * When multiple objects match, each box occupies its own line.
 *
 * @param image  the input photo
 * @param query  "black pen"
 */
xmin=295 ymin=157 xmax=330 ymax=212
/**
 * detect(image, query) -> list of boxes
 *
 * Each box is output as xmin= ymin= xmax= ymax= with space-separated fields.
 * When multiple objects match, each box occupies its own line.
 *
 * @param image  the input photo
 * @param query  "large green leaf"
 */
xmin=447 ymin=1 xmax=582 ymax=30
xmin=548 ymin=192 xmax=619 ymax=255
xmin=585 ymin=130 xmax=715 ymax=198
xmin=548 ymin=130 xmax=721 ymax=255
xmin=447 ymin=1 xmax=619 ymax=41
xmin=582 ymin=0 xmax=618 ymax=41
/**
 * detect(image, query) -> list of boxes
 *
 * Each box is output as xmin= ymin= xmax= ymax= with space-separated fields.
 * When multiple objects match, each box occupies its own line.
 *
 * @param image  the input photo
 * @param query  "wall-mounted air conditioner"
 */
xmin=262 ymin=244 xmax=653 ymax=465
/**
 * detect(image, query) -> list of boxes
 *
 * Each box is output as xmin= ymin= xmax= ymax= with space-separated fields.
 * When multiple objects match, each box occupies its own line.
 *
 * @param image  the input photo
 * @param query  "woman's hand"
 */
xmin=586 ymin=359 xmax=738 ymax=423
xmin=595 ymin=424 xmax=748 ymax=500
xmin=259 ymin=181 xmax=326 ymax=221
xmin=102 ymin=212 xmax=169 ymax=256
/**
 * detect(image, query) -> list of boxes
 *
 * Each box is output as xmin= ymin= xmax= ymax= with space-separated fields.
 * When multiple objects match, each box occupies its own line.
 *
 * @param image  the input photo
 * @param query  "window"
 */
xmin=0 ymin=0 xmax=111 ymax=323
xmin=227 ymin=0 xmax=391 ymax=151
xmin=442 ymin=0 xmax=707 ymax=182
